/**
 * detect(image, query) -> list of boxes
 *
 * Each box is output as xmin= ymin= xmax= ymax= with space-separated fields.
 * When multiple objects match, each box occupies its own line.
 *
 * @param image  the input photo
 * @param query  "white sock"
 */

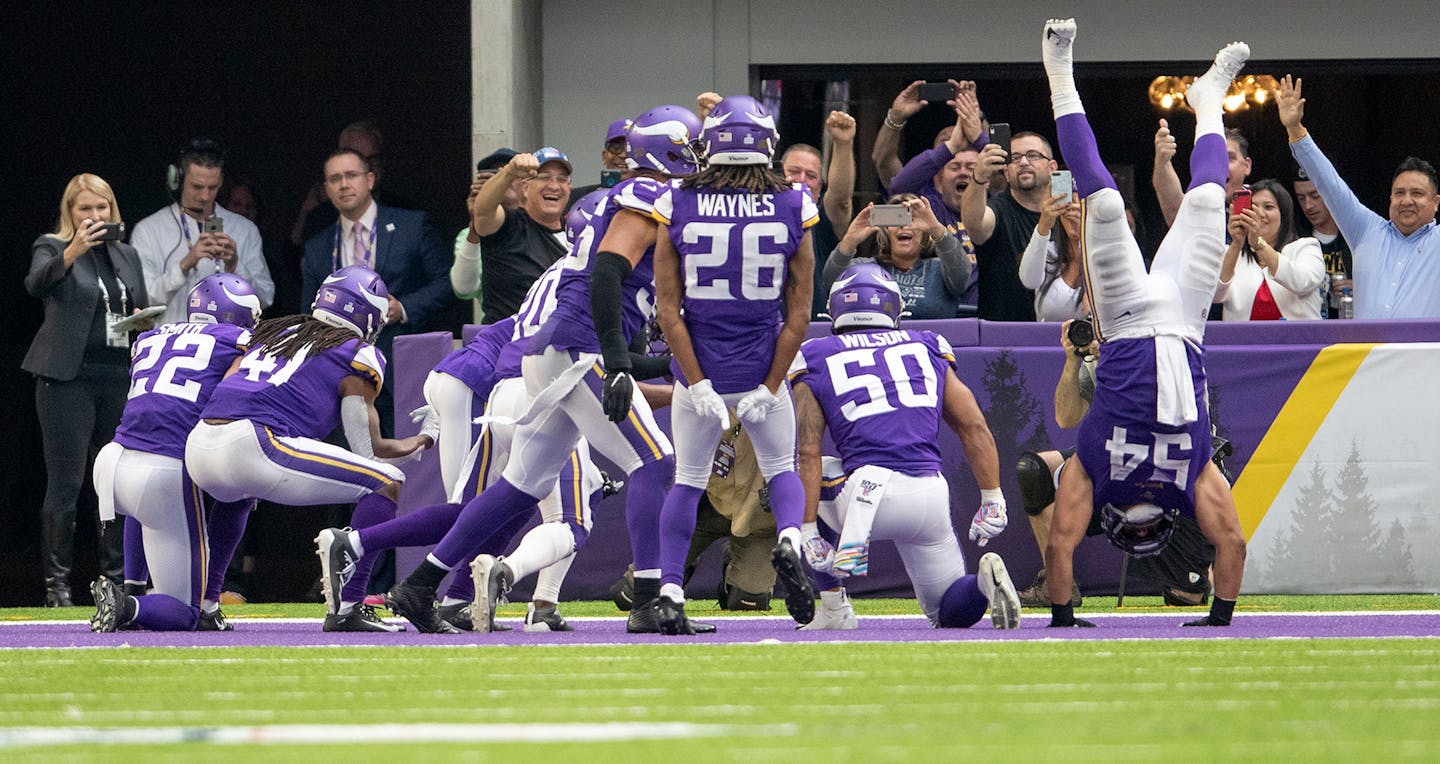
xmin=819 ymin=589 xmax=848 ymax=609
xmin=1188 ymin=42 xmax=1250 ymax=138
xmin=424 ymin=553 xmax=454 ymax=571
xmin=533 ymin=551 xmax=575 ymax=604
xmin=1042 ymin=19 xmax=1082 ymax=117
xmin=634 ymin=568 xmax=660 ymax=579
xmin=347 ymin=529 xmax=365 ymax=557
xmin=778 ymin=526 xmax=803 ymax=554
xmin=439 ymin=596 xmax=467 ymax=607
xmin=201 ymin=600 xmax=218 ymax=613
xmin=660 ymin=582 xmax=685 ymax=604
xmin=337 ymin=600 xmax=355 ymax=615
xmin=503 ymin=523 xmax=575 ymax=581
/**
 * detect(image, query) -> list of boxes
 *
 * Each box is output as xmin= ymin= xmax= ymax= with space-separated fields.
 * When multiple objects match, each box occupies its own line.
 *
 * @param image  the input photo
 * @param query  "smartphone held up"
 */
xmin=870 ymin=204 xmax=913 ymax=227
xmin=1050 ymin=170 xmax=1073 ymax=199
xmin=1231 ymin=186 xmax=1252 ymax=216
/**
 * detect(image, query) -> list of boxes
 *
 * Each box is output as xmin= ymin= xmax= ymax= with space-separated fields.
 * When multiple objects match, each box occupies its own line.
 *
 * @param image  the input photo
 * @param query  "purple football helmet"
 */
xmin=311 ymin=265 xmax=391 ymax=342
xmin=565 ymin=189 xmax=610 ymax=245
xmin=1099 ymin=502 xmax=1180 ymax=558
xmin=827 ymin=263 xmax=904 ymax=332
xmin=702 ymin=95 xmax=779 ymax=166
xmin=625 ymin=105 xmax=703 ymax=176
xmin=187 ymin=273 xmax=262 ymax=329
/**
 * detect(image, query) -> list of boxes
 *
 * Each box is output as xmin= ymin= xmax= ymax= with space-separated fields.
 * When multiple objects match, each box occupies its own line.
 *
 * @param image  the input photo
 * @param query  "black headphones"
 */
xmin=166 ymin=137 xmax=226 ymax=200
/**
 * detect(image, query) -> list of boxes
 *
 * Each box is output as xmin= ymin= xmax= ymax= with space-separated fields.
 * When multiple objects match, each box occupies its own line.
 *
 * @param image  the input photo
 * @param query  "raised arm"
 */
xmin=871 ymin=80 xmax=925 ymax=192
xmin=960 ymin=144 xmax=1006 ymax=245
xmin=1152 ymin=118 xmax=1184 ymax=228
xmin=822 ymin=110 xmax=857 ymax=237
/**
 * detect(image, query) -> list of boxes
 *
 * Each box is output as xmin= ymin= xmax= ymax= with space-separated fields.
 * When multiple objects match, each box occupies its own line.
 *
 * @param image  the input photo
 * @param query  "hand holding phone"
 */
xmin=94 ymin=222 xmax=125 ymax=242
xmin=1230 ymin=187 xmax=1252 ymax=216
xmin=203 ymin=215 xmax=224 ymax=234
xmin=917 ymin=81 xmax=957 ymax=104
xmin=1051 ymin=170 xmax=1073 ymax=199
xmin=988 ymin=123 xmax=1012 ymax=162
xmin=600 ymin=168 xmax=622 ymax=188
xmin=869 ymin=204 xmax=913 ymax=227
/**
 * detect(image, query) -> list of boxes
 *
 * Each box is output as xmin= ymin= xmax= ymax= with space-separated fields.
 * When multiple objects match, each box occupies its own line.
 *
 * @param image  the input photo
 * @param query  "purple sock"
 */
xmin=1189 ymin=133 xmax=1228 ymax=191
xmin=123 ymin=515 xmax=148 ymax=585
xmin=766 ymin=471 xmax=805 ymax=532
xmin=658 ymin=484 xmax=705 ymax=587
xmin=625 ymin=456 xmax=674 ymax=571
xmin=338 ymin=493 xmax=397 ymax=603
xmin=430 ymin=478 xmax=539 ymax=569
xmin=439 ymin=503 xmax=539 ymax=601
xmin=1055 ymin=112 xmax=1116 ymax=198
xmin=131 ymin=594 xmax=200 ymax=631
xmin=358 ymin=503 xmax=462 ymax=552
xmin=204 ymin=499 xmax=254 ymax=604
xmin=936 ymin=574 xmax=987 ymax=628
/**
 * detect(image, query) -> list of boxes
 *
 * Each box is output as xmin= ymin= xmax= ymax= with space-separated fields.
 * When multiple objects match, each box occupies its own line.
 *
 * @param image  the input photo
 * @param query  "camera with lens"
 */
xmin=1066 ymin=317 xmax=1095 ymax=353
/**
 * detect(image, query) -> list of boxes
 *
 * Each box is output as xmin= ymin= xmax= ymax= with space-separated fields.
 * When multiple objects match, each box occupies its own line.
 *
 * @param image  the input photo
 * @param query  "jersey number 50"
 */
xmin=826 ymin=344 xmax=937 ymax=422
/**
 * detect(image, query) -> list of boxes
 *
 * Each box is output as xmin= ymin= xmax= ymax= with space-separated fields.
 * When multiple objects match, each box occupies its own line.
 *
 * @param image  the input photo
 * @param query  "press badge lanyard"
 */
xmin=97 ymin=271 xmax=131 ymax=348
xmin=332 ymin=219 xmax=378 ymax=270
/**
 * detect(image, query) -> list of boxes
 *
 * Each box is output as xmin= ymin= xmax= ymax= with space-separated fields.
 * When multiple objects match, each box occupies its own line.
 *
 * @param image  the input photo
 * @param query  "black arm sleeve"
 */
xmin=629 ymin=351 xmax=672 ymax=381
xmin=590 ymin=251 xmax=634 ymax=372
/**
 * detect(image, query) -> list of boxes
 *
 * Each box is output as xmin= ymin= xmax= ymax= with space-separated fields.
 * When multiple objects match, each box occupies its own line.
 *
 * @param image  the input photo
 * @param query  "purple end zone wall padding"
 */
xmin=393 ymin=319 xmax=1440 ymax=602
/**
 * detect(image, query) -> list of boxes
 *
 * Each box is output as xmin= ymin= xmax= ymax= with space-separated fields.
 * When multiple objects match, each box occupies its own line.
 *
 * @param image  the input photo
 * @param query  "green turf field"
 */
xmin=3 ymin=596 xmax=1437 ymax=762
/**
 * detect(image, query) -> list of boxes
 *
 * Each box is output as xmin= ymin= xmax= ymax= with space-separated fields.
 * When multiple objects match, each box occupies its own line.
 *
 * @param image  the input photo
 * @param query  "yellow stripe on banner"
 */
xmin=570 ymin=452 xmax=583 ymax=525
xmin=265 ymin=428 xmax=395 ymax=485
xmin=1231 ymin=343 xmax=1373 ymax=539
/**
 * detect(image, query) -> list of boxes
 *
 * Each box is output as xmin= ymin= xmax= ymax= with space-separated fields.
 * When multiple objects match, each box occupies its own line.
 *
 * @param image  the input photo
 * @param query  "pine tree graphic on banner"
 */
xmin=1378 ymin=519 xmax=1420 ymax=590
xmin=980 ymin=350 xmax=1049 ymax=514
xmin=1266 ymin=461 xmax=1337 ymax=586
xmin=1328 ymin=440 xmax=1386 ymax=586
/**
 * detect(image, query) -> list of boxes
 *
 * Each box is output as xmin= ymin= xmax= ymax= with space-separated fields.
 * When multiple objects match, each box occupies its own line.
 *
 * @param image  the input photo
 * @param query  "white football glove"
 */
xmin=801 ymin=522 xmax=836 ymax=572
xmin=687 ymin=379 xmax=730 ymax=428
xmin=409 ymin=405 xmax=441 ymax=446
xmin=968 ymin=499 xmax=1008 ymax=547
xmin=736 ymin=384 xmax=779 ymax=424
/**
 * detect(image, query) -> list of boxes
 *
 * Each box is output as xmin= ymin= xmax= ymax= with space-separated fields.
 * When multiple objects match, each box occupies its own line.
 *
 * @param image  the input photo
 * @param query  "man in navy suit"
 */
xmin=301 ymin=148 xmax=453 ymax=431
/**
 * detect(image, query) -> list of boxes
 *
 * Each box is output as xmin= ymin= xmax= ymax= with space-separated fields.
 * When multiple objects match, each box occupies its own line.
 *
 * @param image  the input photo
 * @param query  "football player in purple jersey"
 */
xmin=649 ymin=94 xmax=819 ymax=633
xmin=790 ymin=264 xmax=1022 ymax=629
xmin=89 ymin=274 xmax=262 ymax=632
xmin=387 ymin=107 xmax=697 ymax=634
xmin=319 ymin=198 xmax=612 ymax=634
xmin=185 ymin=266 xmax=439 ymax=632
xmin=1039 ymin=19 xmax=1247 ymax=628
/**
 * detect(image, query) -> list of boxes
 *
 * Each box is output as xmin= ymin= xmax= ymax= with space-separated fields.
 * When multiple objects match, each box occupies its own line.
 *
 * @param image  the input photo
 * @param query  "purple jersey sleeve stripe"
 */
xmin=261 ymin=426 xmax=399 ymax=487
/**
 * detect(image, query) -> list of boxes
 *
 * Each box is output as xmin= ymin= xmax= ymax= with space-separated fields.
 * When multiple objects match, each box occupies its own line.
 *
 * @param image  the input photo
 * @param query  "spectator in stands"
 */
xmin=451 ymin=148 xmax=520 ymax=321
xmin=570 ymin=119 xmax=632 ymax=205
xmin=962 ymin=128 xmax=1055 ymax=321
xmin=468 ymin=148 xmax=572 ymax=323
xmin=24 ymin=173 xmax=152 ymax=605
xmin=1214 ymin=179 xmax=1324 ymax=321
xmin=1154 ymin=120 xmax=1253 ymax=228
xmin=300 ymin=148 xmax=453 ymax=430
xmin=887 ymin=82 xmax=984 ymax=315
xmin=1293 ymin=167 xmax=1354 ymax=318
xmin=871 ymin=79 xmax=979 ymax=192
xmin=779 ymin=111 xmax=856 ymax=316
xmin=130 ymin=138 xmax=275 ymax=326
xmin=823 ymin=194 xmax=970 ymax=320
xmin=1277 ymin=75 xmax=1440 ymax=318
xmin=1019 ymin=191 xmax=1088 ymax=322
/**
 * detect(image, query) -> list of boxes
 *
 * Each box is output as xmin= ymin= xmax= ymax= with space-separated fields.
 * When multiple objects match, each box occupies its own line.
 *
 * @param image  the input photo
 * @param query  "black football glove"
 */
xmin=602 ymin=370 xmax=635 ymax=422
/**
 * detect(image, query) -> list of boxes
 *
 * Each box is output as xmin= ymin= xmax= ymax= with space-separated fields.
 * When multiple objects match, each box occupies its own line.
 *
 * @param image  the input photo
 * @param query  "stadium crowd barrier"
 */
xmin=393 ymin=319 xmax=1440 ymax=600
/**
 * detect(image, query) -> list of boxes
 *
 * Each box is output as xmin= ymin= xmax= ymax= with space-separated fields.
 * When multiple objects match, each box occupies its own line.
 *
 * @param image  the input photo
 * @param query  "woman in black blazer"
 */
xmin=23 ymin=173 xmax=153 ymax=606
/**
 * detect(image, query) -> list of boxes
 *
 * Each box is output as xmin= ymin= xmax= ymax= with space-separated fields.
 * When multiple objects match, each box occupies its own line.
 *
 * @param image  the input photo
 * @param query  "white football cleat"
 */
xmin=977 ymin=552 xmax=1022 ymax=630
xmin=798 ymin=590 xmax=858 ymax=631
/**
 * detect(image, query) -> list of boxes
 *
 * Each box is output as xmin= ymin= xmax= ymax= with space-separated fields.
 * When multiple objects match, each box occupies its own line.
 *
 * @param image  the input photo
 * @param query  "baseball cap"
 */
xmin=533 ymin=146 xmax=573 ymax=174
xmin=606 ymin=119 xmax=632 ymax=144
xmin=476 ymin=148 xmax=517 ymax=172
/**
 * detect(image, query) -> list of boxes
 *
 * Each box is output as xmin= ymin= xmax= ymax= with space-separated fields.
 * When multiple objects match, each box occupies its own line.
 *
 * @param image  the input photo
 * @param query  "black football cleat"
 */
xmin=524 ymin=603 xmax=574 ymax=632
xmin=658 ymin=596 xmax=696 ymax=636
xmin=197 ymin=608 xmax=234 ymax=632
xmin=771 ymin=539 xmax=816 ymax=625
xmin=324 ymin=605 xmax=404 ymax=633
xmin=385 ymin=582 xmax=459 ymax=634
xmin=90 ymin=578 xmax=124 ymax=633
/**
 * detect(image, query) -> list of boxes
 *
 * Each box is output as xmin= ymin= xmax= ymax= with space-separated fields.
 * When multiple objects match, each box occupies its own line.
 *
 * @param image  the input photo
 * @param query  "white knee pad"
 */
xmin=1087 ymin=187 xmax=1126 ymax=224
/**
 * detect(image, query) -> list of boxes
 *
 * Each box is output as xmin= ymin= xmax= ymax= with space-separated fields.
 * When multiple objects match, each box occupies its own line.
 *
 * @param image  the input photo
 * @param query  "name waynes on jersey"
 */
xmin=696 ymin=193 xmax=777 ymax=218
xmin=838 ymin=330 xmax=914 ymax=349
